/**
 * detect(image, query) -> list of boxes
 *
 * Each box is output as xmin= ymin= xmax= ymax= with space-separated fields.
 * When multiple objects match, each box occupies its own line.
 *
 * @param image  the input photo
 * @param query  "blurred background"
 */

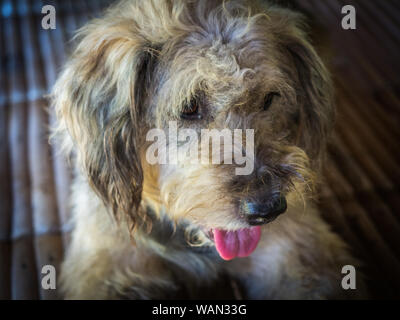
xmin=0 ymin=0 xmax=399 ymax=299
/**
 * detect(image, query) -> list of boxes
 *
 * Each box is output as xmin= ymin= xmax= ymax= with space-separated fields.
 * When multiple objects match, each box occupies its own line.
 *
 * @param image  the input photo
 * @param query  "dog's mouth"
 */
xmin=205 ymin=227 xmax=261 ymax=260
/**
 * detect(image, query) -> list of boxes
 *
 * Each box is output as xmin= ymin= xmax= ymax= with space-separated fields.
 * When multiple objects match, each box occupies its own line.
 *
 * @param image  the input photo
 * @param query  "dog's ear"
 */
xmin=278 ymin=15 xmax=335 ymax=168
xmin=52 ymin=19 xmax=158 ymax=228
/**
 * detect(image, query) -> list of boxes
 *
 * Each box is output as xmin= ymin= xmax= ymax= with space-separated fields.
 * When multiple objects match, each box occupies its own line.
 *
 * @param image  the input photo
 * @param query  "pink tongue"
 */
xmin=213 ymin=227 xmax=261 ymax=260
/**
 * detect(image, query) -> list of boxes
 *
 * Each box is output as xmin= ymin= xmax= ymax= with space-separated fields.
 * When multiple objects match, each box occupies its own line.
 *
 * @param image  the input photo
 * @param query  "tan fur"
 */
xmin=52 ymin=0 xmax=365 ymax=299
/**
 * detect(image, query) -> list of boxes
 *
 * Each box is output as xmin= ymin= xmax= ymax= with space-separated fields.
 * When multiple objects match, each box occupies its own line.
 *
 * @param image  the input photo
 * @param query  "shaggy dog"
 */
xmin=52 ymin=0 xmax=365 ymax=299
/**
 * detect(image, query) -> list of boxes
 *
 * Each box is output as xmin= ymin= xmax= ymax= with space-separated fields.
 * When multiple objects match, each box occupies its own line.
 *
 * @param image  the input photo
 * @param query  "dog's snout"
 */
xmin=240 ymin=195 xmax=287 ymax=226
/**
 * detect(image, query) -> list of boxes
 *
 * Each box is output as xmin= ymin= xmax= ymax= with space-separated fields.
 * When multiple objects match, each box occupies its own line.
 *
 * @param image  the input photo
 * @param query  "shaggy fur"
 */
xmin=52 ymin=0 xmax=365 ymax=299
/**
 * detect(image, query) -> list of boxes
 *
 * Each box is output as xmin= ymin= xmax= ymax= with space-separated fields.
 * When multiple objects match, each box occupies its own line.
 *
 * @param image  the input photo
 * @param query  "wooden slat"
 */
xmin=35 ymin=0 xmax=72 ymax=249
xmin=0 ymin=5 xmax=12 ymax=299
xmin=18 ymin=0 xmax=62 ymax=300
xmin=303 ymin=0 xmax=400 ymax=298
xmin=3 ymin=1 xmax=39 ymax=299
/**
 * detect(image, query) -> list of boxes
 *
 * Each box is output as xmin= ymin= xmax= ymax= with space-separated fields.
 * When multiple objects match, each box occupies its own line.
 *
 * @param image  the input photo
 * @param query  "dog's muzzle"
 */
xmin=240 ymin=195 xmax=287 ymax=226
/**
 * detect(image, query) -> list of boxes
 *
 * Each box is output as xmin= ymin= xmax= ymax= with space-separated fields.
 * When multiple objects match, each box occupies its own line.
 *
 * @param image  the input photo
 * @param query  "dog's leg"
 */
xmin=225 ymin=205 xmax=366 ymax=299
xmin=59 ymin=174 xmax=176 ymax=299
xmin=59 ymin=173 xmax=126 ymax=299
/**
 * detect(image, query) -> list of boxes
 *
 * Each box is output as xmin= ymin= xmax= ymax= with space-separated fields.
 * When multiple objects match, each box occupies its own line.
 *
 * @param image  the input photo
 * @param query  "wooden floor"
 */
xmin=0 ymin=0 xmax=399 ymax=299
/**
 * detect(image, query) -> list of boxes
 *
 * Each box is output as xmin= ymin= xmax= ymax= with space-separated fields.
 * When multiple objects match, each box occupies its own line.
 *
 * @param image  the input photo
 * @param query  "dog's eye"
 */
xmin=181 ymin=99 xmax=202 ymax=120
xmin=263 ymin=92 xmax=280 ymax=111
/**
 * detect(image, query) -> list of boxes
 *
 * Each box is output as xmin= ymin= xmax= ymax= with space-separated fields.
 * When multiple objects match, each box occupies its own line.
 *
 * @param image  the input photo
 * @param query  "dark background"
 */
xmin=0 ymin=0 xmax=399 ymax=299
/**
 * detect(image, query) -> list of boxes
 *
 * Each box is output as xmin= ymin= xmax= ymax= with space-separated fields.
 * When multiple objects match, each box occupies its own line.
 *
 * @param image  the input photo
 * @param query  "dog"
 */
xmin=52 ymin=0 xmax=365 ymax=299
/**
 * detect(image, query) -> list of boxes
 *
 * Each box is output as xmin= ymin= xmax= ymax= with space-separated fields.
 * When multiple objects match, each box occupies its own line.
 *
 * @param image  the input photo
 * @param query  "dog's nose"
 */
xmin=240 ymin=195 xmax=287 ymax=226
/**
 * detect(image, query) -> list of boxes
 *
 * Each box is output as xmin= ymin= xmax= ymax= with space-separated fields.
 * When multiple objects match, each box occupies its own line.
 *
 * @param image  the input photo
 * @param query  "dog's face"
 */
xmin=53 ymin=0 xmax=333 ymax=259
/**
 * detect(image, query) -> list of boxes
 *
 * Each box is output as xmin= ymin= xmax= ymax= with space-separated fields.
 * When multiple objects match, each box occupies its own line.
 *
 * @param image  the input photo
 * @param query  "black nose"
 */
xmin=240 ymin=196 xmax=287 ymax=226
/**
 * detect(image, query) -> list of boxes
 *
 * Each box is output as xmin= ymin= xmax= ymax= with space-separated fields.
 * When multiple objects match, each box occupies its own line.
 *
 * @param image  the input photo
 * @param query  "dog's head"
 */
xmin=53 ymin=0 xmax=334 ymax=260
